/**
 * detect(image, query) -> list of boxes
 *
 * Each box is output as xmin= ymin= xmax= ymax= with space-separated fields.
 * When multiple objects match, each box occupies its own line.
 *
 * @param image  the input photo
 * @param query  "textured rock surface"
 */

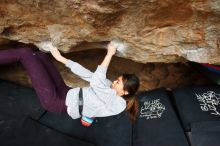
xmin=0 ymin=48 xmax=212 ymax=91
xmin=0 ymin=0 xmax=220 ymax=63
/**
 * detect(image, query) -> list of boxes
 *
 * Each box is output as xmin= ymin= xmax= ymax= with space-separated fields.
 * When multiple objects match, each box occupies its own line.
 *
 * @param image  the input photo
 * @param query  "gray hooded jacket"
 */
xmin=65 ymin=60 xmax=126 ymax=119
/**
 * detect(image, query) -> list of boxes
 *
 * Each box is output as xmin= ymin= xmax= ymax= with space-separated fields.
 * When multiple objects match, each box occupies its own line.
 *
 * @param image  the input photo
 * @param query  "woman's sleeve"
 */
xmin=89 ymin=65 xmax=114 ymax=104
xmin=65 ymin=60 xmax=93 ymax=82
xmin=90 ymin=65 xmax=111 ymax=89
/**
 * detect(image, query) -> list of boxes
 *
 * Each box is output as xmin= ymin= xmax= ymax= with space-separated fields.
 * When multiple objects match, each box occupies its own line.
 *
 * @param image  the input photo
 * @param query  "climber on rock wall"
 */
xmin=0 ymin=41 xmax=140 ymax=126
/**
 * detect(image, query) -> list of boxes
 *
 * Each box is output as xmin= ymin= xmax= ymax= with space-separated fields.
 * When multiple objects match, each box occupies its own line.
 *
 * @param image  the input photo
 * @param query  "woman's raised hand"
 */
xmin=49 ymin=44 xmax=62 ymax=57
xmin=99 ymin=42 xmax=116 ymax=68
xmin=107 ymin=42 xmax=117 ymax=56
xmin=48 ymin=42 xmax=69 ymax=65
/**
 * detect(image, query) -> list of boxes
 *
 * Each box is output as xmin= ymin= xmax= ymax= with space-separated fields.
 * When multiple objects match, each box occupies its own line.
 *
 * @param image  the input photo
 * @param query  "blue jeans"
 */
xmin=0 ymin=48 xmax=70 ymax=113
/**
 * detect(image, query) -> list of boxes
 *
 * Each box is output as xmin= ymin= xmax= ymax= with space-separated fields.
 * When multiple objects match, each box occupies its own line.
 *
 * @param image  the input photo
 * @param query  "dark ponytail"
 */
xmin=122 ymin=74 xmax=140 ymax=123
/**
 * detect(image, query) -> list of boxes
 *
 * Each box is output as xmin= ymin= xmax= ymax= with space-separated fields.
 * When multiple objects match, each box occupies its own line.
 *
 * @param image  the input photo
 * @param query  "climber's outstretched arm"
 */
xmin=49 ymin=45 xmax=69 ymax=65
xmin=100 ymin=42 xmax=116 ymax=68
xmin=48 ymin=43 xmax=93 ymax=82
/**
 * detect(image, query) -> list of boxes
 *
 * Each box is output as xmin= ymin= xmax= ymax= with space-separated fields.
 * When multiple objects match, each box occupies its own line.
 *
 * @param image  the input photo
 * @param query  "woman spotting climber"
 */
xmin=0 ymin=42 xmax=140 ymax=126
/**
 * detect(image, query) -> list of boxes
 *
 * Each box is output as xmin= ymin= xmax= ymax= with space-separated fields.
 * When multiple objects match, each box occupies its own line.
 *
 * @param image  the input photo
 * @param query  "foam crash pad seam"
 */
xmin=133 ymin=88 xmax=189 ymax=146
xmin=0 ymin=79 xmax=46 ymax=141
xmin=171 ymin=85 xmax=220 ymax=131
xmin=39 ymin=112 xmax=132 ymax=146
xmin=0 ymin=117 xmax=95 ymax=146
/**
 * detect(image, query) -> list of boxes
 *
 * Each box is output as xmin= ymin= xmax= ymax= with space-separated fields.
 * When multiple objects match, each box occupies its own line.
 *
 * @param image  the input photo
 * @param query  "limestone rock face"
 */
xmin=0 ymin=0 xmax=220 ymax=63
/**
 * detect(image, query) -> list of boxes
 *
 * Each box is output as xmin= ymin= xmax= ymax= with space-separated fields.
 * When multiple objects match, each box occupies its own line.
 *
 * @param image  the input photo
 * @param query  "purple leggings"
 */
xmin=0 ymin=48 xmax=71 ymax=113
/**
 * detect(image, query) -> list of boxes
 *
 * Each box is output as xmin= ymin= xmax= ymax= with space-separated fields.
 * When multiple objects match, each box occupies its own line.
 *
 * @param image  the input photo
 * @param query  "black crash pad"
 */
xmin=0 ymin=79 xmax=45 ymax=140
xmin=191 ymin=121 xmax=220 ymax=146
xmin=39 ymin=112 xmax=132 ymax=146
xmin=0 ymin=117 xmax=95 ymax=146
xmin=0 ymin=79 xmax=132 ymax=146
xmin=133 ymin=88 xmax=189 ymax=146
xmin=172 ymin=85 xmax=220 ymax=131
